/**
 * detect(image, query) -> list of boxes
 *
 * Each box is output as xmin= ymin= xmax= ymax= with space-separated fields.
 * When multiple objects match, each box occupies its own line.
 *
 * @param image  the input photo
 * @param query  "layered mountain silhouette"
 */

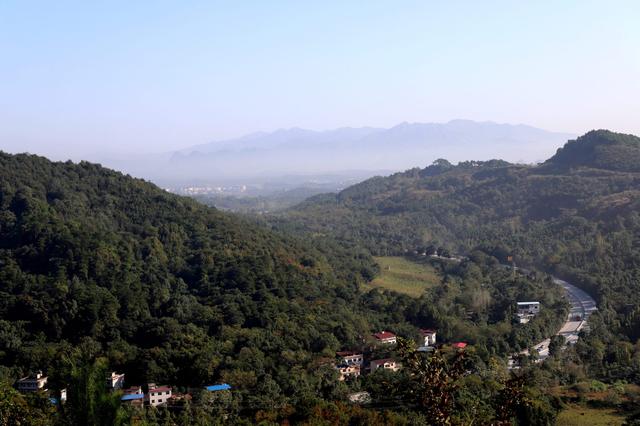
xmin=164 ymin=120 xmax=575 ymax=180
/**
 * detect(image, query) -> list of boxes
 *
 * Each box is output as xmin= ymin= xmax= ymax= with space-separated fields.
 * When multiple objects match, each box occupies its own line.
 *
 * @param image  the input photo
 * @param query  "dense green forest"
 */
xmin=0 ymin=152 xmax=575 ymax=424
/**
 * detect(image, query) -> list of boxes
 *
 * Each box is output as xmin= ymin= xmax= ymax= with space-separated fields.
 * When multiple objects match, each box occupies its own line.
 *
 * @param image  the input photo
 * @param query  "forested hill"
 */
xmin=279 ymin=130 xmax=640 ymax=340
xmin=545 ymin=129 xmax=640 ymax=172
xmin=0 ymin=152 xmax=378 ymax=385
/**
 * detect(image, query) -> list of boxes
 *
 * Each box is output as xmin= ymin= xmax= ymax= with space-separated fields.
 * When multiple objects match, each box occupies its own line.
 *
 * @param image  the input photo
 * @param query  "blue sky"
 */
xmin=1 ymin=1 xmax=639 ymax=159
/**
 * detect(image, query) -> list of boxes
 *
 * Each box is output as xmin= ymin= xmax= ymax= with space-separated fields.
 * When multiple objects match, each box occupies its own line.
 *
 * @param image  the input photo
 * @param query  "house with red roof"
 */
xmin=372 ymin=331 xmax=397 ymax=345
xmin=451 ymin=342 xmax=468 ymax=350
xmin=147 ymin=384 xmax=172 ymax=406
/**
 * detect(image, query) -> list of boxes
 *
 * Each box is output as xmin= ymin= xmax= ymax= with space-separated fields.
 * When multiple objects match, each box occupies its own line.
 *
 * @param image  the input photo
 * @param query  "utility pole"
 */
xmin=507 ymin=255 xmax=516 ymax=280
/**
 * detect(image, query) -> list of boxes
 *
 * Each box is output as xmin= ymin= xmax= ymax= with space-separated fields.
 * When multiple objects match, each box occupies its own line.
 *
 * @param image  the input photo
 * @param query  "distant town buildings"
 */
xmin=372 ymin=331 xmax=397 ymax=345
xmin=17 ymin=371 xmax=48 ymax=392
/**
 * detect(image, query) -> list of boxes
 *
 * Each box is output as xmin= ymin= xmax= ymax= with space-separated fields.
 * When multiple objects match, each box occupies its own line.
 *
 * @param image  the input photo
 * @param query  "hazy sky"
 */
xmin=1 ymin=1 xmax=639 ymax=160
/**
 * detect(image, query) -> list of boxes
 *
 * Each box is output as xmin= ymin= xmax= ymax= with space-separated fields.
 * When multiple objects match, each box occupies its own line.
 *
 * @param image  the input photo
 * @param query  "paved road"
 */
xmin=520 ymin=275 xmax=597 ymax=360
xmin=430 ymin=256 xmax=598 ymax=362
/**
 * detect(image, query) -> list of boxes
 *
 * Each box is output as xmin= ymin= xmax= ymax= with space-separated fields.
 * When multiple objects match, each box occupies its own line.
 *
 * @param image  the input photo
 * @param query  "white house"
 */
xmin=370 ymin=358 xmax=400 ymax=372
xmin=517 ymin=301 xmax=540 ymax=316
xmin=17 ymin=371 xmax=48 ymax=392
xmin=517 ymin=301 xmax=541 ymax=323
xmin=419 ymin=328 xmax=437 ymax=347
xmin=147 ymin=384 xmax=172 ymax=406
xmin=336 ymin=351 xmax=364 ymax=366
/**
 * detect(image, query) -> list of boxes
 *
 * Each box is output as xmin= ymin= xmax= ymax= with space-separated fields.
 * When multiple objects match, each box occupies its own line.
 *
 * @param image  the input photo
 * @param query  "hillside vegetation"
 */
xmin=277 ymin=130 xmax=640 ymax=383
xmin=0 ymin=152 xmax=573 ymax=424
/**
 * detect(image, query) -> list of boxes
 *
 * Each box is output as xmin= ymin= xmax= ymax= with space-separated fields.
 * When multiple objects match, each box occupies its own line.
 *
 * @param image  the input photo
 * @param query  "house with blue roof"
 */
xmin=205 ymin=383 xmax=231 ymax=392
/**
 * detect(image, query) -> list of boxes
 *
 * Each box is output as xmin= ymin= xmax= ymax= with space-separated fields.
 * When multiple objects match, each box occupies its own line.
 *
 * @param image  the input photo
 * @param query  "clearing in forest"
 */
xmin=364 ymin=256 xmax=441 ymax=297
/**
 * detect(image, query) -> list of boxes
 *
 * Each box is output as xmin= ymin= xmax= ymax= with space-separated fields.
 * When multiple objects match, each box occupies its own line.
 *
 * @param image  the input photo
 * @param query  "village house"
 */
xmin=336 ymin=364 xmax=361 ymax=381
xmin=336 ymin=351 xmax=364 ymax=366
xmin=147 ymin=384 xmax=172 ymax=407
xmin=17 ymin=371 xmax=48 ymax=393
xmin=372 ymin=331 xmax=397 ymax=345
xmin=517 ymin=301 xmax=541 ymax=323
xmin=370 ymin=358 xmax=400 ymax=372
xmin=419 ymin=328 xmax=437 ymax=347
xmin=106 ymin=372 xmax=125 ymax=390
xmin=121 ymin=386 xmax=144 ymax=407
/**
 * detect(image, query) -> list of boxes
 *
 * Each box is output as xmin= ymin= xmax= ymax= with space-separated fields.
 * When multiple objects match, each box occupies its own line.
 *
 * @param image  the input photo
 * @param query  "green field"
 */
xmin=363 ymin=256 xmax=441 ymax=297
xmin=556 ymin=405 xmax=625 ymax=426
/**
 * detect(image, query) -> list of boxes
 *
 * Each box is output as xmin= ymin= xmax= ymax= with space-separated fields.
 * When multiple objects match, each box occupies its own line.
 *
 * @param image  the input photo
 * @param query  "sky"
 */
xmin=1 ymin=0 xmax=639 ymax=160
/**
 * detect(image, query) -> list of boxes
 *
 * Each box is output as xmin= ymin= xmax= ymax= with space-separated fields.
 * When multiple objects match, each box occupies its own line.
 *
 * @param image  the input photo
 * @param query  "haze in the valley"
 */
xmin=105 ymin=119 xmax=574 ymax=186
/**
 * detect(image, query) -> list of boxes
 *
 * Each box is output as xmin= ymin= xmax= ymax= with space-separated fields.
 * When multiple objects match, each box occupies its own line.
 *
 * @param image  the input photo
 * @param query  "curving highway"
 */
xmin=520 ymin=275 xmax=597 ymax=360
xmin=430 ymin=255 xmax=598 ymax=362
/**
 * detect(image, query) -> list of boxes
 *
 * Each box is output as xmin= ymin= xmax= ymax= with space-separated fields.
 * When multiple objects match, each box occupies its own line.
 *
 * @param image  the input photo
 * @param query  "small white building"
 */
xmin=370 ymin=358 xmax=400 ymax=372
xmin=517 ymin=301 xmax=540 ymax=315
xmin=106 ymin=372 xmax=125 ymax=390
xmin=17 ymin=371 xmax=48 ymax=392
xmin=419 ymin=328 xmax=437 ymax=347
xmin=517 ymin=302 xmax=540 ymax=323
xmin=147 ymin=384 xmax=172 ymax=406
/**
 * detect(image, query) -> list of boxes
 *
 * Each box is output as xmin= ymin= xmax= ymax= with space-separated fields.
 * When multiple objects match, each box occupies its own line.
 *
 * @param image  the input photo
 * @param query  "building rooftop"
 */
xmin=372 ymin=331 xmax=396 ymax=340
xmin=517 ymin=301 xmax=540 ymax=305
xmin=419 ymin=328 xmax=437 ymax=335
xmin=121 ymin=393 xmax=145 ymax=401
xmin=371 ymin=358 xmax=395 ymax=364
xmin=205 ymin=384 xmax=231 ymax=392
xmin=336 ymin=351 xmax=362 ymax=357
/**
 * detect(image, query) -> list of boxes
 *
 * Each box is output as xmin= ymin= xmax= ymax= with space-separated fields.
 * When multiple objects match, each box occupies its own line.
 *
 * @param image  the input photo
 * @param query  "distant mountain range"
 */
xmin=97 ymin=120 xmax=575 ymax=186
xmin=166 ymin=120 xmax=575 ymax=180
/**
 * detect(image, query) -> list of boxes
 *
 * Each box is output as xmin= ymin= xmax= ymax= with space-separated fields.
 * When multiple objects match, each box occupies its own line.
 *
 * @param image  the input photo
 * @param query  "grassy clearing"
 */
xmin=556 ymin=404 xmax=625 ymax=426
xmin=363 ymin=256 xmax=441 ymax=297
